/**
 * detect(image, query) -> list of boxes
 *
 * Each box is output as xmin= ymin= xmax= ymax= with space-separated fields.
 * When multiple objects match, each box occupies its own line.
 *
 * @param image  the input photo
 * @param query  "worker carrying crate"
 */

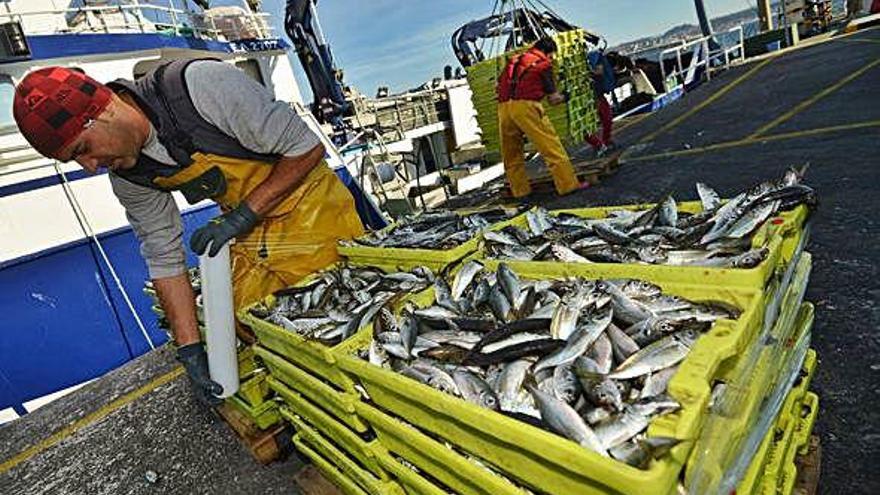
xmin=496 ymin=37 xmax=583 ymax=198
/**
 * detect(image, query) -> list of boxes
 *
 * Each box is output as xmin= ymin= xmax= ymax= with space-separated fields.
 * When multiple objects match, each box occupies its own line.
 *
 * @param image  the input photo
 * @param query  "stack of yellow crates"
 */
xmin=230 ymin=199 xmax=818 ymax=494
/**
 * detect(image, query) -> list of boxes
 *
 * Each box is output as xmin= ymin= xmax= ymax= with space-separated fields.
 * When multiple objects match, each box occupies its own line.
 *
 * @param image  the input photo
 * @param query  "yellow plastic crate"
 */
xmin=287 ymin=412 xmax=406 ymax=495
xmin=336 ymin=211 xmax=521 ymax=271
xmin=735 ymin=376 xmax=818 ymax=495
xmin=237 ymin=371 xmax=269 ymax=407
xmin=373 ymin=449 xmax=452 ymax=495
xmin=479 ymin=202 xmax=809 ymax=289
xmin=226 ymin=394 xmax=281 ymax=430
xmin=237 ymin=346 xmax=258 ymax=377
xmin=736 ymin=352 xmax=817 ymax=494
xmin=238 ymin=261 xmax=418 ymax=394
xmin=737 ymin=417 xmax=776 ymax=495
xmin=685 ymin=299 xmax=814 ymax=493
xmin=715 ymin=252 xmax=811 ymax=385
xmin=775 ymin=392 xmax=819 ymax=495
xmin=355 ymin=401 xmax=528 ymax=495
xmin=257 ymin=347 xmax=368 ymax=433
xmin=292 ymin=435 xmax=370 ymax=495
xmin=336 ymin=274 xmax=763 ymax=495
xmin=273 ymin=381 xmax=390 ymax=482
xmin=239 ymin=298 xmax=360 ymax=394
xmin=777 ymin=349 xmax=818 ymax=430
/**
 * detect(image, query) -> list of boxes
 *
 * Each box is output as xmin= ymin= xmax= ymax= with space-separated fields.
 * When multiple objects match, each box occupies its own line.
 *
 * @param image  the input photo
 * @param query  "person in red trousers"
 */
xmin=585 ymin=51 xmax=617 ymax=158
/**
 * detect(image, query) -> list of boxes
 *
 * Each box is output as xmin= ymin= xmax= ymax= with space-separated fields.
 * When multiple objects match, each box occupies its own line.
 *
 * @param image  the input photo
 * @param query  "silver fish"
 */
xmin=494 ymin=243 xmax=537 ymax=261
xmin=550 ymin=302 xmax=580 ymax=340
xmin=483 ymin=230 xmax=520 ymax=246
xmin=696 ymin=182 xmax=721 ymax=211
xmin=594 ymin=408 xmax=650 ymax=450
xmin=453 ymin=369 xmax=499 ymax=410
xmin=610 ymin=330 xmax=698 ymax=380
xmin=639 ymin=366 xmax=679 ymax=399
xmin=659 ymin=196 xmax=678 ymax=227
xmin=536 ymin=309 xmax=613 ymax=373
xmin=406 ymin=361 xmax=460 ymax=396
xmin=496 ymin=359 xmax=533 ymax=407
xmin=369 ymin=340 xmax=390 ymax=367
xmin=552 ymin=364 xmax=580 ymax=404
xmin=607 ymin=323 xmax=640 ymax=362
xmin=574 ymin=357 xmax=623 ymax=411
xmin=489 ymin=284 xmax=513 ymax=322
xmin=551 ymin=243 xmax=592 ymax=263
xmin=583 ymin=407 xmax=612 ymax=425
xmin=603 ymin=282 xmax=655 ymax=326
xmin=434 ymin=277 xmax=460 ymax=313
xmin=725 ymin=200 xmax=779 ymax=239
xmin=527 ymin=384 xmax=607 ymax=455
xmin=587 ymin=332 xmax=614 ymax=374
xmin=497 ymin=263 xmax=522 ymax=307
xmin=400 ymin=311 xmax=419 ymax=357
xmin=481 ymin=332 xmax=549 ymax=354
xmin=452 ymin=260 xmax=484 ymax=301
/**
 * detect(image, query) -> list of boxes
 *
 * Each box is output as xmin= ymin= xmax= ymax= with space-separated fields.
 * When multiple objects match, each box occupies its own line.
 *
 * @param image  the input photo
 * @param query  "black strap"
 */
xmin=152 ymin=63 xmax=197 ymax=165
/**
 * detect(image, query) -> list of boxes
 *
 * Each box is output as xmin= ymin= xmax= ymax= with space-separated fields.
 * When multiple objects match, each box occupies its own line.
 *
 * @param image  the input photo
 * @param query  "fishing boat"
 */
xmin=0 ymin=0 xmax=333 ymax=420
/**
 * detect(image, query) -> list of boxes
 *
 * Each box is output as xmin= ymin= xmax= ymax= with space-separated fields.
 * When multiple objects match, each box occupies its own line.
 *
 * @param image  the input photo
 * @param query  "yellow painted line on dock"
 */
xmin=637 ymin=57 xmax=775 ymax=144
xmin=0 ymin=366 xmax=185 ymax=476
xmin=748 ymin=58 xmax=880 ymax=139
xmin=624 ymin=119 xmax=880 ymax=162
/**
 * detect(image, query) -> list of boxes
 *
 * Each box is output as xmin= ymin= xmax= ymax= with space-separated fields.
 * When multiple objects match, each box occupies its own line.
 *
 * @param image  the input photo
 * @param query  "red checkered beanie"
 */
xmin=13 ymin=67 xmax=113 ymax=157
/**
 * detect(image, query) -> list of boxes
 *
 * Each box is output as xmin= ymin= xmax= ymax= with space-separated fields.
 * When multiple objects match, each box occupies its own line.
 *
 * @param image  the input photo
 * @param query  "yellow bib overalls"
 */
xmin=154 ymin=153 xmax=364 ymax=316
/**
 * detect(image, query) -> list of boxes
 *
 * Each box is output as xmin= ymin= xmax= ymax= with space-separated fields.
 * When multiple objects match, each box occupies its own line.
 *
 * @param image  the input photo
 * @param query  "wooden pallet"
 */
xmin=500 ymin=151 xmax=622 ymax=199
xmin=793 ymin=435 xmax=821 ymax=495
xmin=217 ymin=403 xmax=288 ymax=465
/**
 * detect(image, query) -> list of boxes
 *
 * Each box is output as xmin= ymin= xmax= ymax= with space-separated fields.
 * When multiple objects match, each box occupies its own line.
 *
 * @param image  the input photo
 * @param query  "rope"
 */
xmin=54 ymin=163 xmax=156 ymax=350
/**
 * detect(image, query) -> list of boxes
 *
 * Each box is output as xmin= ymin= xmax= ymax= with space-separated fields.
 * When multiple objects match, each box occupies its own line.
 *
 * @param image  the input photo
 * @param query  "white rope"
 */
xmin=53 ymin=163 xmax=156 ymax=350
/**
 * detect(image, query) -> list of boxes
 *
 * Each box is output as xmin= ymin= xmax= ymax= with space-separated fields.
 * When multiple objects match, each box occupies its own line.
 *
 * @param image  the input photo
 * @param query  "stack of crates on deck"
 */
xmin=465 ymin=29 xmax=599 ymax=160
xmin=233 ymin=200 xmax=819 ymax=494
xmin=238 ymin=263 xmax=423 ymax=495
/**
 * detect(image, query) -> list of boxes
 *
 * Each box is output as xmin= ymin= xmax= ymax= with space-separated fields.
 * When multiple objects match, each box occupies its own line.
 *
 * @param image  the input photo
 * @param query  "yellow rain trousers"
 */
xmin=498 ymin=99 xmax=580 ymax=198
xmin=156 ymin=152 xmax=364 ymax=322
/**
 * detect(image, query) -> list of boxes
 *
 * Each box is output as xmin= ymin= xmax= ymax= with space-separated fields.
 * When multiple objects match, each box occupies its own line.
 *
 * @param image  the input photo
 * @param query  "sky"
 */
xmin=256 ymin=0 xmax=757 ymax=99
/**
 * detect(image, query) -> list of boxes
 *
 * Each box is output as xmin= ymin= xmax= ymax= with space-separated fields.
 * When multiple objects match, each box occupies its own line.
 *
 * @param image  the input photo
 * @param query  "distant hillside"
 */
xmin=612 ymin=0 xmax=846 ymax=55
xmin=612 ymin=5 xmax=764 ymax=54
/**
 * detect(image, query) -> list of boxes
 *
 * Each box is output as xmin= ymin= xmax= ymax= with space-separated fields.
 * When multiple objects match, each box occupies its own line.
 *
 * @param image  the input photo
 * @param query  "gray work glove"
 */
xmin=177 ymin=343 xmax=224 ymax=407
xmin=189 ymin=203 xmax=260 ymax=257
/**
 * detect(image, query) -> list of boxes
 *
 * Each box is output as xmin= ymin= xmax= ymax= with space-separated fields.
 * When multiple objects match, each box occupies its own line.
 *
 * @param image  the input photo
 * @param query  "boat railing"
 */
xmin=659 ymin=25 xmax=745 ymax=90
xmin=0 ymin=3 xmax=275 ymax=42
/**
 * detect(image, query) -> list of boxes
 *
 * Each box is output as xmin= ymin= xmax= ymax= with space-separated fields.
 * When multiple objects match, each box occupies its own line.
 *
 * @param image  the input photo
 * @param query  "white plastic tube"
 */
xmin=199 ymin=242 xmax=239 ymax=398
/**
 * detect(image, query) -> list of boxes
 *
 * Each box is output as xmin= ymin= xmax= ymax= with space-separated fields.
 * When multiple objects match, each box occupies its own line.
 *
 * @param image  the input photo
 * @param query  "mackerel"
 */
xmin=527 ymin=384 xmax=607 ymax=455
xmin=610 ymin=330 xmax=698 ymax=380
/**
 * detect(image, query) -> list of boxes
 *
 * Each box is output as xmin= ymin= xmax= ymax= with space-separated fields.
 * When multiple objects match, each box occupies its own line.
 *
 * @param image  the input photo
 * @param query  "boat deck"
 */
xmin=0 ymin=25 xmax=877 ymax=495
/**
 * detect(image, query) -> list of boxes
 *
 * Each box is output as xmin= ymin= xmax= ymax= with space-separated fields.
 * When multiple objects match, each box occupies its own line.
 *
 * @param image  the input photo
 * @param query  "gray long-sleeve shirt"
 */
xmin=109 ymin=60 xmax=321 ymax=279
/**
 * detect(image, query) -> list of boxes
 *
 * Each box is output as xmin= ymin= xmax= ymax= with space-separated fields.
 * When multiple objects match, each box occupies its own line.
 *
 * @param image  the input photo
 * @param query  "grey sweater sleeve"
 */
xmin=184 ymin=60 xmax=321 ymax=157
xmin=112 ymin=61 xmax=320 ymax=279
xmin=110 ymin=173 xmax=187 ymax=279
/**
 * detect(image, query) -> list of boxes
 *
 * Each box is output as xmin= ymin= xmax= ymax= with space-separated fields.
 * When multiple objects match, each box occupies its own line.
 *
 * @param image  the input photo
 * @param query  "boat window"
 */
xmin=235 ymin=59 xmax=265 ymax=86
xmin=0 ymin=75 xmax=17 ymax=134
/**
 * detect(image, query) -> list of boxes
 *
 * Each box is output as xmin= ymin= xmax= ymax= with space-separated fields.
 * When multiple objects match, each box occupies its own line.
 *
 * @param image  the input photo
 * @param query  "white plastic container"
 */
xmin=199 ymin=242 xmax=239 ymax=398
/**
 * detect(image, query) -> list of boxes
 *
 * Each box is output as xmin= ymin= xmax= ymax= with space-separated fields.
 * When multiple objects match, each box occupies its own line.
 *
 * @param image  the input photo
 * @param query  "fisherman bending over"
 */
xmin=13 ymin=61 xmax=364 ymax=406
